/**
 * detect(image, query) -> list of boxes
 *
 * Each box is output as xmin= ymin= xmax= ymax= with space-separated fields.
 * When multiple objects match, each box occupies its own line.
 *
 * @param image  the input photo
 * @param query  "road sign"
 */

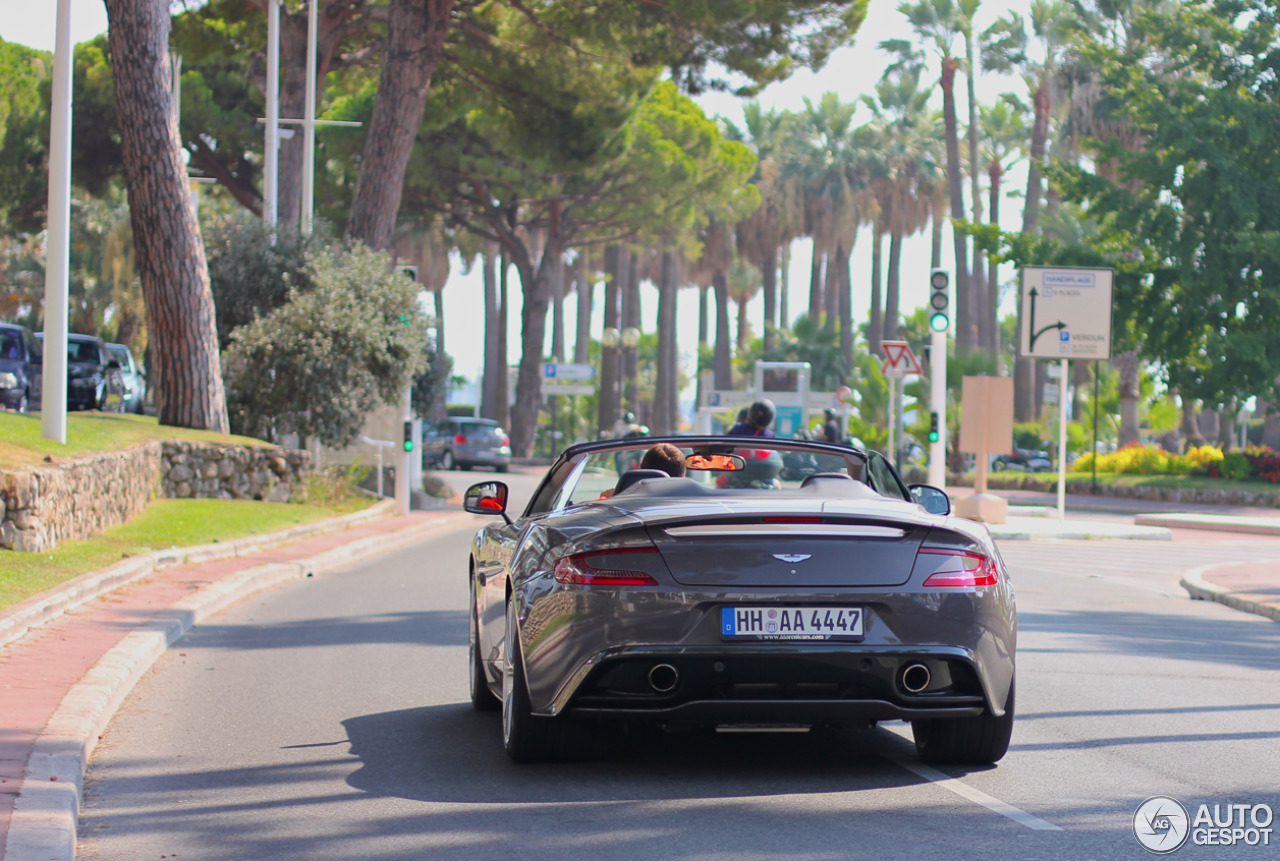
xmin=880 ymin=340 xmax=923 ymax=377
xmin=543 ymin=383 xmax=595 ymax=396
xmin=1019 ymin=266 xmax=1114 ymax=360
xmin=542 ymin=362 xmax=595 ymax=380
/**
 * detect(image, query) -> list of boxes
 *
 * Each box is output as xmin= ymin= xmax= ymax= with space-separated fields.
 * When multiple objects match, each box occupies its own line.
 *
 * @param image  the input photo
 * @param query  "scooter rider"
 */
xmin=727 ymin=399 xmax=777 ymax=438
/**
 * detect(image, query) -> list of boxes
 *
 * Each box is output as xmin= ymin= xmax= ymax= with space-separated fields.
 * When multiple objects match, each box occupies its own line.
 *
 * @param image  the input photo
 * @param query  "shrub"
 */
xmin=1217 ymin=451 xmax=1251 ymax=480
xmin=223 ymin=243 xmax=428 ymax=447
xmin=1243 ymin=445 xmax=1280 ymax=483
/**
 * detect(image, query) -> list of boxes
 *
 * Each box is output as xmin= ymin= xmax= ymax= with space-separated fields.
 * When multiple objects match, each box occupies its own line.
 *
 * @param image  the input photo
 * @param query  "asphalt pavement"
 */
xmin=1 ymin=487 xmax=1278 ymax=861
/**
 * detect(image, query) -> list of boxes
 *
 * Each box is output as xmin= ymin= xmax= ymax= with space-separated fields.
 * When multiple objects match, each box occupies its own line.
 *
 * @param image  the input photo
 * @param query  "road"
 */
xmin=77 ymin=473 xmax=1280 ymax=860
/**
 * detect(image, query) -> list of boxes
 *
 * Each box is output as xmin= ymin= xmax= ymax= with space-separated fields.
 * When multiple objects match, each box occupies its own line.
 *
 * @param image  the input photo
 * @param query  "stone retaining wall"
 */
xmin=1 ymin=442 xmax=311 ymax=554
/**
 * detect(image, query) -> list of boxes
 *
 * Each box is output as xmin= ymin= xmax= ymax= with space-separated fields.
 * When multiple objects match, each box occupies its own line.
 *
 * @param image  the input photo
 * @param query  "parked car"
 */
xmin=422 ymin=417 xmax=511 ymax=472
xmin=36 ymin=332 xmax=126 ymax=412
xmin=991 ymin=448 xmax=1052 ymax=473
xmin=463 ymin=435 xmax=1016 ymax=765
xmin=0 ymin=322 xmax=43 ymax=413
xmin=106 ymin=343 xmax=147 ymax=414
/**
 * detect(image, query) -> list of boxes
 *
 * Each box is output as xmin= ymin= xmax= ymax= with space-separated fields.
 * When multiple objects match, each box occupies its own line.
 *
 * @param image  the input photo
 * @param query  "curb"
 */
xmin=0 ymin=500 xmax=398 ymax=650
xmin=1135 ymin=513 xmax=1280 ymax=536
xmin=1180 ymin=562 xmax=1280 ymax=623
xmin=1 ymin=507 xmax=476 ymax=861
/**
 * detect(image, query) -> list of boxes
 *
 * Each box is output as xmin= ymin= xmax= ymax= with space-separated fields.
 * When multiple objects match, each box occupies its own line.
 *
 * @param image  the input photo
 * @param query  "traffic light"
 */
xmin=403 ymin=420 xmax=414 ymax=453
xmin=929 ymin=269 xmax=950 ymax=332
xmin=928 ymin=411 xmax=940 ymax=443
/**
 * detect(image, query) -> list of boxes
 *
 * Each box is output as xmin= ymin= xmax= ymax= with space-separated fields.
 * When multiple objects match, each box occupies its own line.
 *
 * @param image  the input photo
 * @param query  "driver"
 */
xmin=639 ymin=442 xmax=686 ymax=477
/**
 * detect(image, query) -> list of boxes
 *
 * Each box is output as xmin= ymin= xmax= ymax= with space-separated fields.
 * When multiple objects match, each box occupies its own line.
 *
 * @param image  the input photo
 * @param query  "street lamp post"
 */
xmin=42 ymin=0 xmax=73 ymax=444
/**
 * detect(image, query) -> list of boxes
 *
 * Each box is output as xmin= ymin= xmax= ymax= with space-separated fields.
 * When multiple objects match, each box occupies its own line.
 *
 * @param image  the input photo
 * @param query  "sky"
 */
xmin=0 ymin=1 xmax=1033 ymax=403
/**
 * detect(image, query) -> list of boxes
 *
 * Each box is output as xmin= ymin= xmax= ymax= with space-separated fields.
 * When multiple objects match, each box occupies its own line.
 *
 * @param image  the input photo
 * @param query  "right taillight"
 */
xmin=454 ymin=433 xmax=467 ymax=445
xmin=917 ymin=548 xmax=998 ymax=588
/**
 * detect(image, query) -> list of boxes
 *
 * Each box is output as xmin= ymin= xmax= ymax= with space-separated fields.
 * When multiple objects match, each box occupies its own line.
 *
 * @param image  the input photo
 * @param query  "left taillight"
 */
xmin=553 ymin=547 xmax=660 ymax=586
xmin=916 ymin=548 xmax=998 ymax=588
xmin=454 ymin=433 xmax=468 ymax=445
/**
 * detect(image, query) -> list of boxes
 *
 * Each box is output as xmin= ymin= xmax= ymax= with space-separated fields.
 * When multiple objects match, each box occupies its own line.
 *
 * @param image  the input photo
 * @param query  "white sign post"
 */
xmin=880 ymin=341 xmax=923 ymax=470
xmin=1019 ymin=267 xmax=1114 ymax=520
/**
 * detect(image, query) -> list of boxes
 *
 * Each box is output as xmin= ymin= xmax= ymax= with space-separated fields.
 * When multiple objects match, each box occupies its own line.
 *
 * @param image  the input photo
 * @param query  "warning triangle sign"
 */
xmin=880 ymin=340 xmax=923 ymax=377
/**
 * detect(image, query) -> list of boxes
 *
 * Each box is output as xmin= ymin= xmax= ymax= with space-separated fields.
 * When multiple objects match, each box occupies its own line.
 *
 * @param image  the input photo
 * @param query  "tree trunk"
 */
xmin=823 ymin=246 xmax=839 ymax=323
xmin=1218 ymin=398 xmax=1238 ymax=453
xmin=761 ymin=245 xmax=778 ymax=351
xmin=869 ymin=227 xmax=883 ymax=358
xmin=550 ymin=251 xmax=565 ymax=361
xmin=1114 ymin=351 xmax=1141 ymax=446
xmin=596 ymin=245 xmax=622 ymax=435
xmin=836 ymin=243 xmax=852 ymax=376
xmin=1179 ymin=394 xmax=1205 ymax=450
xmin=574 ymin=250 xmax=591 ymax=365
xmin=713 ymin=269 xmax=732 ymax=389
xmin=965 ymin=32 xmax=988 ymax=359
xmin=988 ymin=162 xmax=1002 ymax=357
xmin=779 ymin=242 xmax=790 ymax=328
xmin=653 ymin=250 xmax=678 ymax=435
xmin=510 ymin=234 xmax=561 ymax=457
xmin=1022 ymin=82 xmax=1049 ymax=235
xmin=433 ymin=288 xmax=446 ymax=355
xmin=941 ymin=58 xmax=973 ymax=353
xmin=1014 ymin=358 xmax=1035 ymax=422
xmin=1261 ymin=400 xmax=1280 ymax=449
xmin=808 ymin=240 xmax=824 ymax=322
xmin=105 ymin=0 xmax=227 ymax=432
xmin=622 ymin=248 xmax=640 ymax=417
xmin=931 ymin=204 xmax=943 ymax=269
xmin=481 ymin=244 xmax=498 ymax=418
xmin=884 ymin=231 xmax=902 ymax=342
xmin=495 ymin=248 xmax=510 ymax=429
xmin=736 ymin=298 xmax=748 ymax=355
xmin=346 ymin=0 xmax=453 ymax=249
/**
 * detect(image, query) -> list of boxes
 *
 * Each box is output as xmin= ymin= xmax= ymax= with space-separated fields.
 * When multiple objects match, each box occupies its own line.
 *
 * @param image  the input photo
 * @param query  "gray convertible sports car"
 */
xmin=464 ymin=435 xmax=1016 ymax=765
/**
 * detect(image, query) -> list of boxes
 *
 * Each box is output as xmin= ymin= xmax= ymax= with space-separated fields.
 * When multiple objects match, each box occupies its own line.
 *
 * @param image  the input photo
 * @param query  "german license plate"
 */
xmin=721 ymin=606 xmax=863 ymax=640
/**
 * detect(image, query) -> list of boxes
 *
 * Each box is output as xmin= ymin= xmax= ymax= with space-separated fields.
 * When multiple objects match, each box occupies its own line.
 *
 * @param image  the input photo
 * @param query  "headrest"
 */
xmin=614 ymin=469 xmax=672 ymax=495
xmin=800 ymin=472 xmax=855 ymax=487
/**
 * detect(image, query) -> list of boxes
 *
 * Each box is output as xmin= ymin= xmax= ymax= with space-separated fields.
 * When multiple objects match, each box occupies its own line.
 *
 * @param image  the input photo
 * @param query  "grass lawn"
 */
xmin=0 ymin=410 xmax=270 ymax=469
xmin=0 ymin=497 xmax=371 ymax=611
xmin=1 ymin=410 xmax=377 ymax=611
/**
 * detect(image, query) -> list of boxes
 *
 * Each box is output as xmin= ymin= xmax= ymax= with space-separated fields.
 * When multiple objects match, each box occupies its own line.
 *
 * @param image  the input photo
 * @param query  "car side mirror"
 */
xmin=910 ymin=484 xmax=951 ymax=516
xmin=464 ymin=481 xmax=512 ymax=524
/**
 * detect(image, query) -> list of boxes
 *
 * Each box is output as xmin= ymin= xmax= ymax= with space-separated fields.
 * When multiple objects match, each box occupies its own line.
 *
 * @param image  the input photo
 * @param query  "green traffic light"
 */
xmin=928 ymin=431 xmax=940 ymax=443
xmin=929 ymin=312 xmax=949 ymax=332
xmin=403 ymin=441 xmax=414 ymax=452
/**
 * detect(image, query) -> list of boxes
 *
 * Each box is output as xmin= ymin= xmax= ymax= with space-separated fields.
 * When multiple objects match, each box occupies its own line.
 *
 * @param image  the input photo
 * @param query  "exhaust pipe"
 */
xmin=648 ymin=663 xmax=679 ymax=693
xmin=901 ymin=663 xmax=931 ymax=694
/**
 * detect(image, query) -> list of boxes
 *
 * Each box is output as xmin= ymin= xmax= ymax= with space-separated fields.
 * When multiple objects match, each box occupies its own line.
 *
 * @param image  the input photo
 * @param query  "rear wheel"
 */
xmin=469 ymin=573 xmax=499 ymax=712
xmin=440 ymin=450 xmax=455 ymax=471
xmin=912 ymin=677 xmax=1014 ymax=765
xmin=502 ymin=601 xmax=571 ymax=762
xmin=495 ymin=464 xmax=509 ymax=474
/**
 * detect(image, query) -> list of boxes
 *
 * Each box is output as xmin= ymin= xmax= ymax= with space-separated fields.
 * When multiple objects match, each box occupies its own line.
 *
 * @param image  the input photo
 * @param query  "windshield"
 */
xmin=526 ymin=437 xmax=900 ymax=516
xmin=67 ymin=339 xmax=101 ymax=363
xmin=0 ymin=332 xmax=21 ymax=360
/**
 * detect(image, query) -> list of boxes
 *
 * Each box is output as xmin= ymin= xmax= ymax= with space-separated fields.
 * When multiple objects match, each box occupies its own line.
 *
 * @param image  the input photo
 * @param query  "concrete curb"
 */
xmin=1180 ymin=561 xmax=1280 ymax=623
xmin=0 ymin=500 xmax=397 ymax=650
xmin=1136 ymin=513 xmax=1280 ymax=536
xmin=1 ymin=508 xmax=475 ymax=861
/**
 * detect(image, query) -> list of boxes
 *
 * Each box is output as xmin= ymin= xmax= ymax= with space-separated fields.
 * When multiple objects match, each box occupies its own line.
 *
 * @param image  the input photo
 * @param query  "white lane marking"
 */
xmin=887 ymin=755 xmax=1062 ymax=831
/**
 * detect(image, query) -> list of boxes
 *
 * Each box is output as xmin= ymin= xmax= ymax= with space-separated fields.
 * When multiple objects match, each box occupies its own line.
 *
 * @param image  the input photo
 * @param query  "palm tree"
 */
xmin=727 ymin=256 xmax=762 ymax=355
xmin=726 ymin=104 xmax=796 ymax=351
xmin=790 ymin=93 xmax=875 ymax=374
xmin=864 ymin=70 xmax=943 ymax=346
xmin=978 ymin=97 xmax=1028 ymax=360
xmin=885 ymin=0 xmax=974 ymax=353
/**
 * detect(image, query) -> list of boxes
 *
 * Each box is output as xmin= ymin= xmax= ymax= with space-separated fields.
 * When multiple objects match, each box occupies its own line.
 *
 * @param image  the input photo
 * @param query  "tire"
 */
xmin=460 ymin=464 xmax=473 ymax=472
xmin=440 ymin=450 xmax=456 ymax=471
xmin=495 ymin=464 xmax=509 ymax=474
xmin=912 ymin=676 xmax=1015 ymax=765
xmin=469 ymin=573 xmax=500 ymax=712
xmin=502 ymin=601 xmax=571 ymax=762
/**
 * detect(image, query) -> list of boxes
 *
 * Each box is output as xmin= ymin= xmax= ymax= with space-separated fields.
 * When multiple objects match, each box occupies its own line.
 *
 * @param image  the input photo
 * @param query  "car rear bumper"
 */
xmin=547 ymin=645 xmax=993 ymax=722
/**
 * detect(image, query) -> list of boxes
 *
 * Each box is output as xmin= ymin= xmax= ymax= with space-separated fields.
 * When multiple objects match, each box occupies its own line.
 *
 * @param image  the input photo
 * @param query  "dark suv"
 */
xmin=422 ymin=417 xmax=511 ymax=472
xmin=0 ymin=322 xmax=43 ymax=413
xmin=36 ymin=332 xmax=126 ymax=412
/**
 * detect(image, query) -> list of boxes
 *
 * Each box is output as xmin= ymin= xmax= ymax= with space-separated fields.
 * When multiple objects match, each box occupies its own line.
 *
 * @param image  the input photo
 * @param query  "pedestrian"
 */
xmin=822 ymin=408 xmax=841 ymax=444
xmin=727 ymin=399 xmax=777 ymax=438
